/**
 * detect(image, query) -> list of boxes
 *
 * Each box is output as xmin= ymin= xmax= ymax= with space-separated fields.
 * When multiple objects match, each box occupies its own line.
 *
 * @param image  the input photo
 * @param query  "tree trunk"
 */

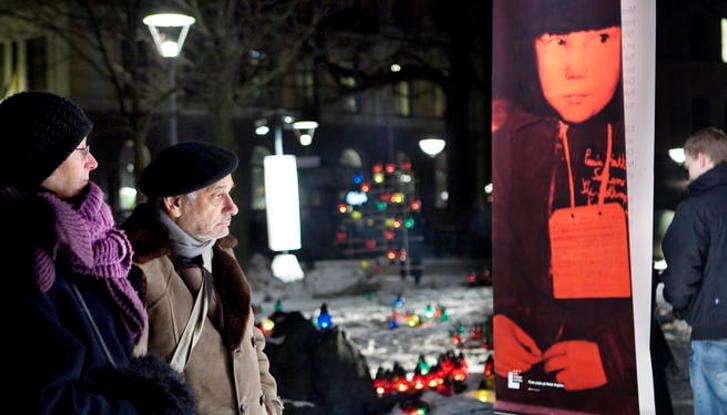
xmin=210 ymin=103 xmax=252 ymax=264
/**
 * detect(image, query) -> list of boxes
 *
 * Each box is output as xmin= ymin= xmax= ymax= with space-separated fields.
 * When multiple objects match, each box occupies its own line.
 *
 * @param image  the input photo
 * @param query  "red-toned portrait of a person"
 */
xmin=491 ymin=0 xmax=639 ymax=413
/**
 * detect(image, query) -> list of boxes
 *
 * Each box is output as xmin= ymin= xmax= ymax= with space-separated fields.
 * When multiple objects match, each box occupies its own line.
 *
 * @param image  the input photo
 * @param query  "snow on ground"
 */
xmin=248 ymin=255 xmax=494 ymax=414
xmin=246 ymin=255 xmax=691 ymax=415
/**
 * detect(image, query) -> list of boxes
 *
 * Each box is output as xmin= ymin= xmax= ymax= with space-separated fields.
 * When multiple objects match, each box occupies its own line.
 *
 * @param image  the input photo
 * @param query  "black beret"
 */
xmin=139 ymin=141 xmax=239 ymax=198
xmin=0 ymin=91 xmax=93 ymax=188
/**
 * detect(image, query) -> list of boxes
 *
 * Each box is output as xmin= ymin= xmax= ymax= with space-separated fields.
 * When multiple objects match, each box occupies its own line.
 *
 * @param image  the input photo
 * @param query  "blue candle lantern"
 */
xmin=317 ymin=303 xmax=332 ymax=330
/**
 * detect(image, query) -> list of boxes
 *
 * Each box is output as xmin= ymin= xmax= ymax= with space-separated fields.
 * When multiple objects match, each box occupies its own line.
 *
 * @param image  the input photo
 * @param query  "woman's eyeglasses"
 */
xmin=75 ymin=145 xmax=91 ymax=158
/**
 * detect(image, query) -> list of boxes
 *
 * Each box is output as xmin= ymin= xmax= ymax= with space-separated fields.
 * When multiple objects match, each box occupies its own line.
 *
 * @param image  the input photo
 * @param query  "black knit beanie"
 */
xmin=0 ymin=91 xmax=93 ymax=188
xmin=139 ymin=141 xmax=239 ymax=198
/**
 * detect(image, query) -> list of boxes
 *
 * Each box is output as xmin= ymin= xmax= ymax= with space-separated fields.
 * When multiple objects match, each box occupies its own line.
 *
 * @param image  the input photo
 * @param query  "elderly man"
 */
xmin=122 ymin=141 xmax=284 ymax=415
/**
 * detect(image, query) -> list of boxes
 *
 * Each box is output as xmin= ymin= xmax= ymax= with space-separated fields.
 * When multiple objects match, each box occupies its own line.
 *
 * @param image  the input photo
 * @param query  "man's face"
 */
xmin=172 ymin=174 xmax=239 ymax=242
xmin=535 ymin=26 xmax=622 ymax=123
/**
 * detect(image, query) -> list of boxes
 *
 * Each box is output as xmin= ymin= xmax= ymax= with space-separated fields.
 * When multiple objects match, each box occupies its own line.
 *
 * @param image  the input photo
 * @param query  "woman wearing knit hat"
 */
xmin=0 ymin=91 xmax=197 ymax=414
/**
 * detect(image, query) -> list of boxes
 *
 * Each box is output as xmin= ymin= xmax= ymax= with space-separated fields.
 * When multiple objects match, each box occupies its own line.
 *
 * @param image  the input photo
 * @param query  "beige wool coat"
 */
xmin=122 ymin=203 xmax=284 ymax=415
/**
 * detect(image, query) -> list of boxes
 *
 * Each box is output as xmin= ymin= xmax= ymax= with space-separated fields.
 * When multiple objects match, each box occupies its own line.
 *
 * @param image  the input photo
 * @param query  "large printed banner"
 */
xmin=491 ymin=0 xmax=656 ymax=413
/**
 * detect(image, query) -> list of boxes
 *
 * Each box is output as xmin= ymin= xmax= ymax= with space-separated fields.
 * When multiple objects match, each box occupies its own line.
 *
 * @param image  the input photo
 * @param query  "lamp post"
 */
xmin=419 ymin=136 xmax=446 ymax=257
xmin=419 ymin=136 xmax=446 ymax=202
xmin=255 ymin=111 xmax=319 ymax=155
xmin=143 ymin=12 xmax=195 ymax=146
xmin=255 ymin=111 xmax=318 ymax=281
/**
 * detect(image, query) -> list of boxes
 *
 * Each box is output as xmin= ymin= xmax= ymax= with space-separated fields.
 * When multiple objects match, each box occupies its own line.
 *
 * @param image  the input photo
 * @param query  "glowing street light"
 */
xmin=668 ymin=147 xmax=685 ymax=164
xmin=292 ymin=120 xmax=319 ymax=147
xmin=254 ymin=112 xmax=319 ymax=154
xmin=143 ymin=13 xmax=195 ymax=58
xmin=143 ymin=12 xmax=195 ymax=146
xmin=418 ymin=137 xmax=446 ymax=158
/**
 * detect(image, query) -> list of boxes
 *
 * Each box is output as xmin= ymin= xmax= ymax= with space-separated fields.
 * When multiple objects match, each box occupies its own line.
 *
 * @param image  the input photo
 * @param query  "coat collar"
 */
xmin=689 ymin=162 xmax=727 ymax=195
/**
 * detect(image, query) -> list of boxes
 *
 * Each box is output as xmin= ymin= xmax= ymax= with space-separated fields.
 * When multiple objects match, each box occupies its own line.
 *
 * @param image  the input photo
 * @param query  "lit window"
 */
xmin=0 ymin=35 xmax=49 ymax=94
xmin=412 ymin=81 xmax=445 ymax=118
xmin=339 ymin=148 xmax=363 ymax=168
xmin=394 ymin=81 xmax=411 ymax=117
xmin=295 ymin=61 xmax=315 ymax=108
xmin=340 ymin=76 xmax=361 ymax=113
xmin=435 ymin=153 xmax=448 ymax=209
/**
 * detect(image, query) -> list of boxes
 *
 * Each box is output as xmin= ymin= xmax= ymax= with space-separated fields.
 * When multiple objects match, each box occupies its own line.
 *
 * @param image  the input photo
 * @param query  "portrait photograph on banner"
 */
xmin=491 ymin=0 xmax=640 ymax=413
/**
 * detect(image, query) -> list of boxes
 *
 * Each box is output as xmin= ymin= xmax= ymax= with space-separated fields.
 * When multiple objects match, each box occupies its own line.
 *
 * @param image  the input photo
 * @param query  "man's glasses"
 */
xmin=75 ymin=145 xmax=91 ymax=158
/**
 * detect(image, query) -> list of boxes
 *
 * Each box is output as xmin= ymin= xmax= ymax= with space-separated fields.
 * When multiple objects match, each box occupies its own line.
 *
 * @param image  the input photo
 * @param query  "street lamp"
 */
xmin=419 ymin=136 xmax=447 ymax=202
xmin=418 ymin=137 xmax=446 ymax=158
xmin=668 ymin=147 xmax=685 ymax=164
xmin=418 ymin=136 xmax=448 ymax=251
xmin=254 ymin=112 xmax=319 ymax=155
xmin=255 ymin=111 xmax=319 ymax=281
xmin=292 ymin=120 xmax=319 ymax=147
xmin=143 ymin=12 xmax=195 ymax=146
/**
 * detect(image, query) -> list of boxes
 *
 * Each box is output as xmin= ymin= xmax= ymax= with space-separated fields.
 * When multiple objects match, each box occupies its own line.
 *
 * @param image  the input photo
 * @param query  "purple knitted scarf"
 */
xmin=3 ymin=182 xmax=146 ymax=341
